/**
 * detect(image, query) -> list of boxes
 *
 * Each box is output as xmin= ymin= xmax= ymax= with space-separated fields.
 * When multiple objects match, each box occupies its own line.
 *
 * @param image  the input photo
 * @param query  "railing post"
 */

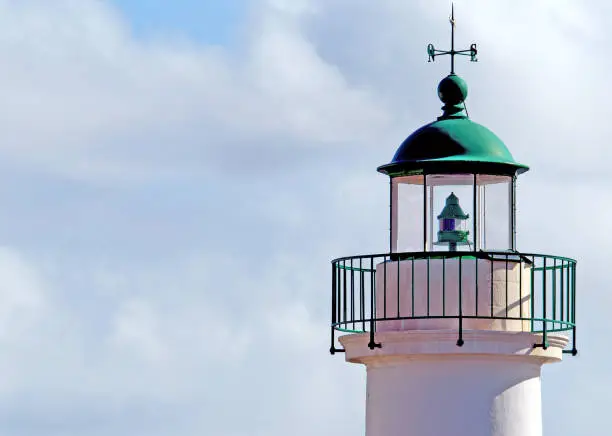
xmin=505 ymin=254 xmax=509 ymax=318
xmin=572 ymin=263 xmax=577 ymax=355
xmin=457 ymin=255 xmax=464 ymax=346
xmin=519 ymin=257 xmax=523 ymax=323
xmin=351 ymin=259 xmax=355 ymax=332
xmin=411 ymin=256 xmax=415 ymax=317
xmin=560 ymin=260 xmax=564 ymax=329
xmin=552 ymin=258 xmax=557 ymax=331
xmin=475 ymin=254 xmax=478 ymax=317
xmin=383 ymin=255 xmax=387 ymax=319
xmin=389 ymin=179 xmax=393 ymax=253
xmin=330 ymin=261 xmax=337 ymax=354
xmin=397 ymin=255 xmax=401 ymax=319
xmin=360 ymin=258 xmax=365 ymax=332
xmin=473 ymin=173 xmax=478 ymax=250
xmin=490 ymin=258 xmax=494 ymax=318
xmin=530 ymin=256 xmax=535 ymax=333
xmin=427 ymin=256 xmax=430 ymax=316
xmin=369 ymin=256 xmax=381 ymax=349
xmin=511 ymin=175 xmax=517 ymax=250
xmin=566 ymin=260 xmax=570 ymax=324
xmin=442 ymin=256 xmax=446 ymax=317
xmin=343 ymin=260 xmax=347 ymax=329
xmin=542 ymin=257 xmax=548 ymax=349
xmin=423 ymin=174 xmax=428 ymax=252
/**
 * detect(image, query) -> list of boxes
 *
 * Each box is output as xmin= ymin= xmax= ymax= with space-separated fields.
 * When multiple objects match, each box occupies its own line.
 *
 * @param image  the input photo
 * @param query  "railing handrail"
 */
xmin=331 ymin=250 xmax=577 ymax=265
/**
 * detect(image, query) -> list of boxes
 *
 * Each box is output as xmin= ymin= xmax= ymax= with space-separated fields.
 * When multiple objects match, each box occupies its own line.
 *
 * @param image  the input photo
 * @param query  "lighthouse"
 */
xmin=329 ymin=7 xmax=577 ymax=436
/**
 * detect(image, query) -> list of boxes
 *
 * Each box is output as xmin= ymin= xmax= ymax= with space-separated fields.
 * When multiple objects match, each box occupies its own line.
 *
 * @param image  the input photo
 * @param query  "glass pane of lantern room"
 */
xmin=392 ymin=176 xmax=424 ymax=252
xmin=429 ymin=174 xmax=474 ymax=252
xmin=478 ymin=175 xmax=513 ymax=251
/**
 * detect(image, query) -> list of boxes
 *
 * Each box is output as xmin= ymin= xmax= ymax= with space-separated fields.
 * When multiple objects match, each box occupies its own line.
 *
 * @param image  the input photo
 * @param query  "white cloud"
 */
xmin=0 ymin=247 xmax=44 ymax=333
xmin=0 ymin=0 xmax=392 ymax=185
xmin=0 ymin=0 xmax=603 ymax=435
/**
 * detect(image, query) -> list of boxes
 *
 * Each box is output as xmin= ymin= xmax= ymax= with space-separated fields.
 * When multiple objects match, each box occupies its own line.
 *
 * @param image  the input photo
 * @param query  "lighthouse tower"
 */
xmin=329 ymin=8 xmax=577 ymax=436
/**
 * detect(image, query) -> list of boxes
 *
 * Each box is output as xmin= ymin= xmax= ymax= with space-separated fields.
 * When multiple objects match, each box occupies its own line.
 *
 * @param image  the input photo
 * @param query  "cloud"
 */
xmin=0 ymin=0 xmax=392 ymax=186
xmin=0 ymin=0 xmax=603 ymax=435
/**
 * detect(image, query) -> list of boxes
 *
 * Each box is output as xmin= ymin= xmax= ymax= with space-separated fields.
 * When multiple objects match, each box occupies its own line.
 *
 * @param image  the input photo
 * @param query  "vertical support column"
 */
xmin=476 ymin=178 xmax=483 ymax=250
xmin=482 ymin=183 xmax=487 ymax=249
xmin=428 ymin=184 xmax=434 ymax=252
xmin=473 ymin=173 xmax=478 ymax=251
xmin=390 ymin=179 xmax=398 ymax=253
xmin=423 ymin=174 xmax=428 ymax=252
xmin=510 ymin=175 xmax=517 ymax=250
xmin=330 ymin=261 xmax=336 ymax=353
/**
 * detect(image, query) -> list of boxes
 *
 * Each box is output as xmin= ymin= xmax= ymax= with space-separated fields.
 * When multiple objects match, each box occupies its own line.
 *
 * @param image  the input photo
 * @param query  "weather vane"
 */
xmin=427 ymin=3 xmax=477 ymax=74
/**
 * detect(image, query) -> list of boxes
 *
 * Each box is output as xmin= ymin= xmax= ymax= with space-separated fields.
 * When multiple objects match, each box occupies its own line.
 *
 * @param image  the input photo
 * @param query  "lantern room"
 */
xmin=379 ymin=73 xmax=527 ymax=254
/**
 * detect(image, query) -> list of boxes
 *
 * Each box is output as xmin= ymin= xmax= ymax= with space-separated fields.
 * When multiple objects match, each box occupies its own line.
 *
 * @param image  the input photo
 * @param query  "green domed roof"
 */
xmin=378 ymin=74 xmax=528 ymax=177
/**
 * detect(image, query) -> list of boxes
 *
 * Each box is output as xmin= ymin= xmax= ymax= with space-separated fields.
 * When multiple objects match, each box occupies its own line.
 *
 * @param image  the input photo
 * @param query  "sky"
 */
xmin=0 ymin=0 xmax=605 ymax=434
xmin=110 ymin=0 xmax=247 ymax=45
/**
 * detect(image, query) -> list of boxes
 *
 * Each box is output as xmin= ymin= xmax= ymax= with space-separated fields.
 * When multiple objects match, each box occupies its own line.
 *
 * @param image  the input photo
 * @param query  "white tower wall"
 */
xmin=340 ymin=330 xmax=567 ymax=436
xmin=366 ymin=357 xmax=542 ymax=436
xmin=375 ymin=258 xmax=531 ymax=332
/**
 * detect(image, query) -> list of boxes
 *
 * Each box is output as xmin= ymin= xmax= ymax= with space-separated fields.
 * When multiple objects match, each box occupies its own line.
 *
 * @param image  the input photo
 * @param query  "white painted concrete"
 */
xmin=375 ymin=258 xmax=531 ymax=332
xmin=366 ymin=357 xmax=542 ymax=436
xmin=340 ymin=331 xmax=568 ymax=436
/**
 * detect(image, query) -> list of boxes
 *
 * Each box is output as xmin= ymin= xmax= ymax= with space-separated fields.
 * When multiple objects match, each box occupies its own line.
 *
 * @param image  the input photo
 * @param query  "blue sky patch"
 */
xmin=110 ymin=0 xmax=247 ymax=45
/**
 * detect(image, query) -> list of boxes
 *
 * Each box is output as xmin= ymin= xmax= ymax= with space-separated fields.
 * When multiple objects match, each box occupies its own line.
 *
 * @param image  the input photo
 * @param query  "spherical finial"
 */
xmin=437 ymin=74 xmax=468 ymax=105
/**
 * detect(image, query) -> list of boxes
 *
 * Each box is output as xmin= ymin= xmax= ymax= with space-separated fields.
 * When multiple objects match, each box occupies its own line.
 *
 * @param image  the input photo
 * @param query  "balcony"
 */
xmin=330 ymin=251 xmax=577 ymax=355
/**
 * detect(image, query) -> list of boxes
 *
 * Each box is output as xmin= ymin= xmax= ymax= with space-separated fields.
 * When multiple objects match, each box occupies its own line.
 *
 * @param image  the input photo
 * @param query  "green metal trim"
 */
xmin=436 ymin=230 xmax=470 ymax=244
xmin=332 ymin=317 xmax=575 ymax=334
xmin=336 ymin=264 xmax=374 ymax=273
xmin=330 ymin=251 xmax=575 ymax=264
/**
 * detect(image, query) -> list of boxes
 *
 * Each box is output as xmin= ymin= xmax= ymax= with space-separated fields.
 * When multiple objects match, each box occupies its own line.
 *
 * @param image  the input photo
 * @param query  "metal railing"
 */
xmin=330 ymin=251 xmax=577 ymax=355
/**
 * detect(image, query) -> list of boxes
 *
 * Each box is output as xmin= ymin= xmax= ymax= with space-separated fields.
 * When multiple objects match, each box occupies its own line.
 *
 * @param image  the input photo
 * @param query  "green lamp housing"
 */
xmin=435 ymin=192 xmax=470 ymax=251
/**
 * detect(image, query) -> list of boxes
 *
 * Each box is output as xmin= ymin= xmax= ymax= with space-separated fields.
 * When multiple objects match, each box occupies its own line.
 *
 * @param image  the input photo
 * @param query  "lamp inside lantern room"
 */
xmin=435 ymin=192 xmax=470 ymax=251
